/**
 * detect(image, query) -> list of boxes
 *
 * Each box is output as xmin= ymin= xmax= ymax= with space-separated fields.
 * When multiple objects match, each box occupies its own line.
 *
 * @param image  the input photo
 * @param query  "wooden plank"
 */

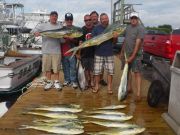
xmin=0 ymin=57 xmax=175 ymax=135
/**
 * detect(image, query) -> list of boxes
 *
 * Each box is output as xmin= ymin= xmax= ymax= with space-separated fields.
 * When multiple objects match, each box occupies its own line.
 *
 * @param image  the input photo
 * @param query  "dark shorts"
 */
xmin=81 ymin=58 xmax=94 ymax=71
xmin=129 ymin=55 xmax=142 ymax=73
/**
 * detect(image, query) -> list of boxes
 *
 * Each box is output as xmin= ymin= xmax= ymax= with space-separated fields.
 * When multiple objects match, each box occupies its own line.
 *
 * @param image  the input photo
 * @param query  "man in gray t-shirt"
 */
xmin=120 ymin=12 xmax=145 ymax=102
xmin=33 ymin=11 xmax=63 ymax=91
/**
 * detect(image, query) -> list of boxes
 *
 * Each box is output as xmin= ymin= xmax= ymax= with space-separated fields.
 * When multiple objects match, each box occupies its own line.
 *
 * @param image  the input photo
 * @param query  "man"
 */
xmin=79 ymin=14 xmax=94 ymax=89
xmin=92 ymin=13 xmax=118 ymax=94
xmin=90 ymin=11 xmax=107 ymax=86
xmin=90 ymin=11 xmax=99 ymax=26
xmin=120 ymin=12 xmax=145 ymax=101
xmin=33 ymin=11 xmax=62 ymax=91
xmin=61 ymin=13 xmax=79 ymax=89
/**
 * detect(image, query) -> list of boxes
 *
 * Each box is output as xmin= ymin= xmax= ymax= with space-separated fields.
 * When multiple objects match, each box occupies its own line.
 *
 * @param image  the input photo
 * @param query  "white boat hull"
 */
xmin=0 ymin=55 xmax=41 ymax=93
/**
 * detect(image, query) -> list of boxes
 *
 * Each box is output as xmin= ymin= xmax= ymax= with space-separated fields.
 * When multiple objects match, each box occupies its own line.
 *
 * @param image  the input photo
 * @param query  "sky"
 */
xmin=6 ymin=0 xmax=180 ymax=29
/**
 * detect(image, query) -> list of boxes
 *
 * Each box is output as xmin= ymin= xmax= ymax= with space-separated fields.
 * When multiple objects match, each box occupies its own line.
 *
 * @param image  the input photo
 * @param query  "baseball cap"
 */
xmin=65 ymin=13 xmax=73 ymax=20
xmin=130 ymin=12 xmax=139 ymax=18
xmin=50 ymin=11 xmax=58 ymax=16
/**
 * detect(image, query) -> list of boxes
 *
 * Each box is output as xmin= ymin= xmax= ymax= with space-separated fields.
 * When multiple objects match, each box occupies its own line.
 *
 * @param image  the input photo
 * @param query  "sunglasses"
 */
xmin=84 ymin=19 xmax=91 ymax=22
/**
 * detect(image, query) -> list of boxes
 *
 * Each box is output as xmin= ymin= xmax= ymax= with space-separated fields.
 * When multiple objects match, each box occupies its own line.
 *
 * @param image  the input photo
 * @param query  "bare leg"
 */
xmin=134 ymin=72 xmax=142 ymax=101
xmin=53 ymin=72 xmax=59 ymax=81
xmin=107 ymin=75 xmax=113 ymax=94
xmin=46 ymin=71 xmax=52 ymax=80
xmin=90 ymin=71 xmax=94 ymax=87
xmin=85 ymin=70 xmax=90 ymax=86
xmin=127 ymin=71 xmax=132 ymax=93
xmin=93 ymin=75 xmax=100 ymax=93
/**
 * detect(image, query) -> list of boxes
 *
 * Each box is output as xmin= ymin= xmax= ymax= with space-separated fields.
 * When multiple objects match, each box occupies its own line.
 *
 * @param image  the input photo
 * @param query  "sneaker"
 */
xmin=63 ymin=81 xmax=70 ymax=87
xmin=99 ymin=80 xmax=107 ymax=86
xmin=72 ymin=82 xmax=78 ymax=89
xmin=54 ymin=80 xmax=62 ymax=91
xmin=44 ymin=80 xmax=53 ymax=90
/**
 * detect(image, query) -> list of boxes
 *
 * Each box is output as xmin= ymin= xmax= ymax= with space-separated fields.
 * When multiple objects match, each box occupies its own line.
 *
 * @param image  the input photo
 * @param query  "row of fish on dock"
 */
xmin=20 ymin=104 xmax=145 ymax=134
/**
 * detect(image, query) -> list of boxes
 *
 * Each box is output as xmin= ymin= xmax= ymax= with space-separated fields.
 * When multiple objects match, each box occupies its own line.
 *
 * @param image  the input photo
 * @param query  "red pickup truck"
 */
xmin=143 ymin=29 xmax=180 ymax=63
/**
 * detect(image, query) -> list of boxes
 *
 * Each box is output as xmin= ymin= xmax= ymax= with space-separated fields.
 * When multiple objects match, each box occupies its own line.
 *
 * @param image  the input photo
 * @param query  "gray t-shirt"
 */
xmin=124 ymin=24 xmax=145 ymax=54
xmin=32 ymin=22 xmax=63 ymax=54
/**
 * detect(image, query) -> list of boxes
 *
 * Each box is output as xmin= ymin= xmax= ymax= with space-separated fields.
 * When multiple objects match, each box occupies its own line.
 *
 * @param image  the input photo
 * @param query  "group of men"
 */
xmin=33 ymin=10 xmax=145 ymax=101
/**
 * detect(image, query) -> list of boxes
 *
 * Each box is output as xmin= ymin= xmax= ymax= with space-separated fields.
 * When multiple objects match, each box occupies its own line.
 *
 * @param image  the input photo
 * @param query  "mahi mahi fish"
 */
xmin=29 ymin=105 xmax=82 ymax=113
xmin=84 ymin=120 xmax=139 ymax=128
xmin=95 ymin=104 xmax=127 ymax=110
xmin=20 ymin=124 xmax=84 ymax=134
xmin=40 ymin=27 xmax=83 ymax=38
xmin=85 ymin=110 xmax=125 ymax=115
xmin=87 ymin=127 xmax=145 ymax=135
xmin=118 ymin=63 xmax=128 ymax=101
xmin=23 ymin=111 xmax=78 ymax=119
xmin=66 ymin=23 xmax=125 ymax=56
xmin=84 ymin=114 xmax=133 ymax=121
xmin=33 ymin=120 xmax=84 ymax=129
xmin=77 ymin=60 xmax=86 ymax=90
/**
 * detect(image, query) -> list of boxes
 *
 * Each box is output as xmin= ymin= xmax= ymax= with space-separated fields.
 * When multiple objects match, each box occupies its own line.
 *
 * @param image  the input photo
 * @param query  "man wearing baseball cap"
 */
xmin=32 ymin=11 xmax=63 ymax=91
xmin=119 ymin=12 xmax=145 ymax=101
xmin=61 ymin=12 xmax=80 ymax=89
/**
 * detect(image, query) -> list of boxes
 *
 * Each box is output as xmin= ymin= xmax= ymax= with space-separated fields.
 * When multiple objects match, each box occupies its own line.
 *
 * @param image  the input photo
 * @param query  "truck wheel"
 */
xmin=147 ymin=80 xmax=163 ymax=107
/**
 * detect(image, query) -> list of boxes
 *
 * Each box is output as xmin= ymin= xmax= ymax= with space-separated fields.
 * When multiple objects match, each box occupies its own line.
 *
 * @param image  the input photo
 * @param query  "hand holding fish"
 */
xmin=126 ymin=55 xmax=135 ymax=64
xmin=113 ymin=31 xmax=119 ymax=39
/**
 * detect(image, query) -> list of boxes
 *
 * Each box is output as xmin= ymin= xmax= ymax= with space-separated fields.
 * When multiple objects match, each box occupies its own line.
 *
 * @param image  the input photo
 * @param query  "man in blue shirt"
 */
xmin=92 ymin=13 xmax=118 ymax=94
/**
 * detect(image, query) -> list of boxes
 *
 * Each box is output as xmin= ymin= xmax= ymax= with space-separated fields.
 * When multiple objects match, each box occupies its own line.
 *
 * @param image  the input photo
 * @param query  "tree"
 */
xmin=158 ymin=24 xmax=172 ymax=33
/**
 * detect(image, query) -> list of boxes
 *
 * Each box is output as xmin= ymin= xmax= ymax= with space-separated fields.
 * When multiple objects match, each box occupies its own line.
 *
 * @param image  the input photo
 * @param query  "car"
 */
xmin=143 ymin=28 xmax=180 ymax=63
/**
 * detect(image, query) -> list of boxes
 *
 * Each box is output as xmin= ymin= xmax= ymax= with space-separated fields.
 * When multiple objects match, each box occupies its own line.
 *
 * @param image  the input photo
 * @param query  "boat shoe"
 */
xmin=44 ymin=80 xmax=53 ymax=90
xmin=54 ymin=80 xmax=62 ymax=91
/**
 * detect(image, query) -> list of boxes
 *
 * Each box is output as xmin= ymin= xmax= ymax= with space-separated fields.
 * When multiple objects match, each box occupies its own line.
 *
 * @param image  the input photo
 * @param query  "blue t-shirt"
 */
xmin=92 ymin=24 xmax=113 ymax=56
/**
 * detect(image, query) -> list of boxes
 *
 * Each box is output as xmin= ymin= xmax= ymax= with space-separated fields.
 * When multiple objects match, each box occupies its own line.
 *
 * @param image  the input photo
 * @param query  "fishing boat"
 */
xmin=0 ymin=51 xmax=41 ymax=94
xmin=0 ymin=2 xmax=41 ymax=95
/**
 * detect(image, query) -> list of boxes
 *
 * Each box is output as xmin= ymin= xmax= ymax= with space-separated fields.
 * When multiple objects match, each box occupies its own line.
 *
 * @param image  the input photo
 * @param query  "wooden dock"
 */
xmin=0 ymin=57 xmax=175 ymax=135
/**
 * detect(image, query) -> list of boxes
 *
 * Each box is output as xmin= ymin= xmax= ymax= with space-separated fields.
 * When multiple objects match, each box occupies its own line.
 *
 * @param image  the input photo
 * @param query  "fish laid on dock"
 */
xmin=40 ymin=27 xmax=83 ymax=38
xmin=87 ymin=127 xmax=145 ymax=135
xmin=20 ymin=124 xmax=84 ymax=134
xmin=83 ymin=114 xmax=133 ymax=121
xmin=33 ymin=120 xmax=84 ymax=129
xmin=85 ymin=110 xmax=125 ymax=115
xmin=66 ymin=23 xmax=125 ymax=56
xmin=84 ymin=120 xmax=139 ymax=128
xmin=95 ymin=104 xmax=127 ymax=110
xmin=118 ymin=63 xmax=129 ymax=101
xmin=29 ymin=105 xmax=83 ymax=113
xmin=23 ymin=111 xmax=78 ymax=119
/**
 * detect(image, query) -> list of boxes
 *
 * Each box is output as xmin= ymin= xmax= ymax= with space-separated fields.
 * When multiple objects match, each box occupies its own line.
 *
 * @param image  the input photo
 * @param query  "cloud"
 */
xmin=6 ymin=0 xmax=180 ymax=28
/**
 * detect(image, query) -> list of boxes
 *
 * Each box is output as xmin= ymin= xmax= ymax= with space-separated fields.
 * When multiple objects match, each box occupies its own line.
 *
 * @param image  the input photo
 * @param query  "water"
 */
xmin=0 ymin=91 xmax=24 ymax=117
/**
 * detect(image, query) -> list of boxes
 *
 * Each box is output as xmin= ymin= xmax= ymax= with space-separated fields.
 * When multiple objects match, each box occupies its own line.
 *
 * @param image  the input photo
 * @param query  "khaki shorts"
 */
xmin=42 ymin=54 xmax=61 ymax=73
